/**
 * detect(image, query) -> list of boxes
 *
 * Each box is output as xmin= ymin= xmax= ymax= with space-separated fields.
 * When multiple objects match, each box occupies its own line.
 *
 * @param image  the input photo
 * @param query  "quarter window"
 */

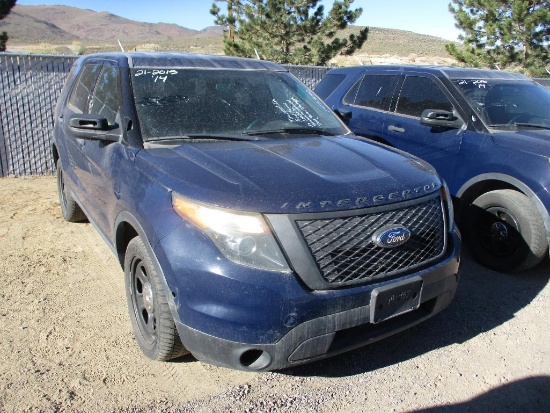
xmin=396 ymin=76 xmax=453 ymax=117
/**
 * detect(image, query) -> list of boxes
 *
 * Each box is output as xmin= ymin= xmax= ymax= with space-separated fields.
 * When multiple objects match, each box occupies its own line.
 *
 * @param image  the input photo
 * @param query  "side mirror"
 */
xmin=334 ymin=108 xmax=352 ymax=122
xmin=69 ymin=114 xmax=109 ymax=131
xmin=420 ymin=109 xmax=463 ymax=129
xmin=69 ymin=114 xmax=120 ymax=142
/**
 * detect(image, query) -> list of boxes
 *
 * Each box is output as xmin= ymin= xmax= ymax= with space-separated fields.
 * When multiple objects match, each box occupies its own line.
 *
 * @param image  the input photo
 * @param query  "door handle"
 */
xmin=388 ymin=125 xmax=405 ymax=133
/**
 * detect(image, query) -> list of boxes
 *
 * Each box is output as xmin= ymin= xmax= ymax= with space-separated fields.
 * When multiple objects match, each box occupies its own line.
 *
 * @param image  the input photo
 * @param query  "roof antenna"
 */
xmin=118 ymin=39 xmax=125 ymax=52
xmin=254 ymin=48 xmax=261 ymax=60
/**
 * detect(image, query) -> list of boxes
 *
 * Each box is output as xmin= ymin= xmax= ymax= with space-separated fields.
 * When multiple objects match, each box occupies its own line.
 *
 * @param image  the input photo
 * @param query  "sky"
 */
xmin=16 ymin=0 xmax=461 ymax=41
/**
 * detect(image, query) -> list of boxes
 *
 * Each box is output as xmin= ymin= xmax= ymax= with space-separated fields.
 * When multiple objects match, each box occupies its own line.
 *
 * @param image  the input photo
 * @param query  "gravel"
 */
xmin=1 ymin=176 xmax=549 ymax=412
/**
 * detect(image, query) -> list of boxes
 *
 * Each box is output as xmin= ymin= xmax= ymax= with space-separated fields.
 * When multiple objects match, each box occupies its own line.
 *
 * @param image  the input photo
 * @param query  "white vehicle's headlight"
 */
xmin=172 ymin=193 xmax=290 ymax=272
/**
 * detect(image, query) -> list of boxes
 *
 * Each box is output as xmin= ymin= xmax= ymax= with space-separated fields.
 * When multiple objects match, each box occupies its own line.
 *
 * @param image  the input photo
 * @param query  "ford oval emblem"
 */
xmin=373 ymin=225 xmax=411 ymax=248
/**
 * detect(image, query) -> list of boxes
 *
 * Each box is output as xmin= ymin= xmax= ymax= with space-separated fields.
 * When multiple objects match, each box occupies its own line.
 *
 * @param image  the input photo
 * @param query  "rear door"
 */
xmin=342 ymin=74 xmax=399 ymax=143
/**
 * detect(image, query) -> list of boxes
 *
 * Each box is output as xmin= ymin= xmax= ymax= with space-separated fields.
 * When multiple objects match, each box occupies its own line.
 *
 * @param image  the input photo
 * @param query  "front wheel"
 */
xmin=465 ymin=189 xmax=548 ymax=272
xmin=124 ymin=236 xmax=188 ymax=360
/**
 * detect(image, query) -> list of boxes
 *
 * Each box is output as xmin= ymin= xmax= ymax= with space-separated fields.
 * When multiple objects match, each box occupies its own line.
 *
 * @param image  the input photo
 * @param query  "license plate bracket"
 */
xmin=370 ymin=277 xmax=423 ymax=324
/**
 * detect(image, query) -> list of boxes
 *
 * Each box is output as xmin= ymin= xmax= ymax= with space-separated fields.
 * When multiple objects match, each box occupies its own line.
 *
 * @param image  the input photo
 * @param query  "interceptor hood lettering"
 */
xmin=135 ymin=136 xmax=441 ymax=213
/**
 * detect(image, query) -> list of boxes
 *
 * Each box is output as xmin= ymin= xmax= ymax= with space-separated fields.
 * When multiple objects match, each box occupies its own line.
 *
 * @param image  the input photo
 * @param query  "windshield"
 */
xmin=453 ymin=79 xmax=550 ymax=129
xmin=131 ymin=68 xmax=347 ymax=141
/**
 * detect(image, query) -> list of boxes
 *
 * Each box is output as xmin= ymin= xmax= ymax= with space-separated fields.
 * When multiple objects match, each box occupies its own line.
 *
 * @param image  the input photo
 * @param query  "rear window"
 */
xmin=344 ymin=75 xmax=395 ymax=111
xmin=314 ymin=74 xmax=346 ymax=99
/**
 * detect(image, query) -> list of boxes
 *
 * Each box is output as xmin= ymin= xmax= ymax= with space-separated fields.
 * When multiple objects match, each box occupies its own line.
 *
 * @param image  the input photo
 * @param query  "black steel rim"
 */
xmin=130 ymin=256 xmax=157 ymax=344
xmin=478 ymin=205 xmax=522 ymax=258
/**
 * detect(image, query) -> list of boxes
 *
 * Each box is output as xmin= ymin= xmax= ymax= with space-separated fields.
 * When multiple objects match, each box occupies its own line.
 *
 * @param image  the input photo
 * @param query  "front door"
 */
xmin=384 ymin=75 xmax=464 ymax=182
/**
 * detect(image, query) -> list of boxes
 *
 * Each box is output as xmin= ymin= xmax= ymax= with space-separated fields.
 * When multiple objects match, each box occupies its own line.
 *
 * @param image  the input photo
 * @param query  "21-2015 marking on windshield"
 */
xmin=134 ymin=69 xmax=179 ymax=83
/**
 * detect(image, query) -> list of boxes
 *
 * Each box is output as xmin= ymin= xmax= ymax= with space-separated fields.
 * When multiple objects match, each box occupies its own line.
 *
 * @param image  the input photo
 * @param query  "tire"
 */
xmin=56 ymin=160 xmax=86 ymax=222
xmin=464 ymin=189 xmax=548 ymax=272
xmin=124 ymin=236 xmax=188 ymax=361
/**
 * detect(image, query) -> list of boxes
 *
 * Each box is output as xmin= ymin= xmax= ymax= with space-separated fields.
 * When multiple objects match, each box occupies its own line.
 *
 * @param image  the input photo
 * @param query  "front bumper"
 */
xmin=173 ymin=253 xmax=459 ymax=371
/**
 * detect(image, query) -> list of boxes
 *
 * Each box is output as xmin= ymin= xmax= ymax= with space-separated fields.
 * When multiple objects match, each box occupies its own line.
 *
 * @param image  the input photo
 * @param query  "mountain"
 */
xmin=0 ymin=5 xmax=222 ymax=43
xmin=0 ymin=4 xmax=453 ymax=64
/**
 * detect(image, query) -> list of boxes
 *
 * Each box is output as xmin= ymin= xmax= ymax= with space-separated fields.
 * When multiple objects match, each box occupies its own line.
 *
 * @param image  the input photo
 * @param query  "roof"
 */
xmin=436 ymin=66 xmax=529 ymax=81
xmin=79 ymin=52 xmax=287 ymax=71
xmin=328 ymin=64 xmax=530 ymax=81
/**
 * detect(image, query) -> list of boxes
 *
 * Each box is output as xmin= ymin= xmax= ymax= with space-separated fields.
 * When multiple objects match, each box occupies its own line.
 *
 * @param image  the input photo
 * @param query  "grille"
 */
xmin=296 ymin=196 xmax=445 ymax=286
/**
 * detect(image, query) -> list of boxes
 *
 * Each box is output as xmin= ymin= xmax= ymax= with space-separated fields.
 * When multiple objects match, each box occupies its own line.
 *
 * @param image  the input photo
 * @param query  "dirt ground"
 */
xmin=1 ymin=176 xmax=549 ymax=413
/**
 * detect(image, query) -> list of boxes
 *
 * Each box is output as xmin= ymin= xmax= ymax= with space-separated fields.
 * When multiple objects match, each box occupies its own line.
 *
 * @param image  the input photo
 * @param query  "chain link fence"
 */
xmin=287 ymin=65 xmax=330 ymax=89
xmin=0 ymin=54 xmax=329 ymax=177
xmin=0 ymin=53 xmax=77 ymax=176
xmin=0 ymin=52 xmax=549 ymax=177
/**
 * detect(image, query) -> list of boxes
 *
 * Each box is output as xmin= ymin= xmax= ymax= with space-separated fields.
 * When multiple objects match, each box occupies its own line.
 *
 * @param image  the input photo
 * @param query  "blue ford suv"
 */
xmin=317 ymin=65 xmax=550 ymax=272
xmin=53 ymin=53 xmax=460 ymax=371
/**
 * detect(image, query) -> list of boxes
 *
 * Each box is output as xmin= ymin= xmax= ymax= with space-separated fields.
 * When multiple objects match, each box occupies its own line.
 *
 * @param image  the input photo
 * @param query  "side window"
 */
xmin=89 ymin=65 xmax=121 ymax=126
xmin=67 ymin=64 xmax=102 ymax=113
xmin=344 ymin=75 xmax=394 ymax=111
xmin=396 ymin=76 xmax=453 ymax=117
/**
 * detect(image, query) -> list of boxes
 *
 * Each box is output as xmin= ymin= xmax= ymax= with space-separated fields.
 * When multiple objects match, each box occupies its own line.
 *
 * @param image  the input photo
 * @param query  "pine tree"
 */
xmin=0 ymin=0 xmax=17 ymax=52
xmin=446 ymin=0 xmax=550 ymax=76
xmin=210 ymin=0 xmax=368 ymax=66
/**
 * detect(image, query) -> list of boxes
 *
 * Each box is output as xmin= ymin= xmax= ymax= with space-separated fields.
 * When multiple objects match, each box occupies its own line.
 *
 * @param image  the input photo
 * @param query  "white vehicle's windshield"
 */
xmin=131 ymin=68 xmax=347 ymax=141
xmin=453 ymin=79 xmax=550 ymax=129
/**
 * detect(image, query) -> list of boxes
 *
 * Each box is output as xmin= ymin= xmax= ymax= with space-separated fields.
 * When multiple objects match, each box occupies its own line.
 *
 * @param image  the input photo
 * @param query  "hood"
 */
xmin=492 ymin=128 xmax=550 ymax=158
xmin=136 ymin=136 xmax=442 ymax=213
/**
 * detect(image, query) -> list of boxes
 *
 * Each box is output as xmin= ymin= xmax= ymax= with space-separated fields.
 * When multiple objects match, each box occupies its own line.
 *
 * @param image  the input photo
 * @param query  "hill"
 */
xmin=0 ymin=4 xmax=455 ymax=65
xmin=0 ymin=5 xmax=221 ymax=42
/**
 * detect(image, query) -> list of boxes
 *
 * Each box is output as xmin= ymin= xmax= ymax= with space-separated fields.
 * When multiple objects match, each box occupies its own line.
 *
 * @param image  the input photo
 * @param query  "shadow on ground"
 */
xmin=413 ymin=375 xmax=550 ymax=413
xmin=284 ymin=250 xmax=549 ymax=378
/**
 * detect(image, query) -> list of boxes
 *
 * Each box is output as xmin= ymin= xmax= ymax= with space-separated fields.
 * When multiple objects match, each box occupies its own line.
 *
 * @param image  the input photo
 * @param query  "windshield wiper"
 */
xmin=513 ymin=123 xmax=550 ymax=130
xmin=148 ymin=134 xmax=264 ymax=143
xmin=243 ymin=128 xmax=336 ymax=136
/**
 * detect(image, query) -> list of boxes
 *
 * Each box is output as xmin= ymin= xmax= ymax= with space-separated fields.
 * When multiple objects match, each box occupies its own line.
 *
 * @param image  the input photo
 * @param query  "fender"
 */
xmin=457 ymin=172 xmax=550 ymax=256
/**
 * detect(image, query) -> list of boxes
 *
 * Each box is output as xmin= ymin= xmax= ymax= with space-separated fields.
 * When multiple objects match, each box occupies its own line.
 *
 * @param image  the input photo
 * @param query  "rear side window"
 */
xmin=344 ymin=75 xmax=394 ymax=111
xmin=396 ymin=76 xmax=453 ymax=117
xmin=314 ymin=74 xmax=346 ymax=99
xmin=67 ymin=64 xmax=102 ymax=113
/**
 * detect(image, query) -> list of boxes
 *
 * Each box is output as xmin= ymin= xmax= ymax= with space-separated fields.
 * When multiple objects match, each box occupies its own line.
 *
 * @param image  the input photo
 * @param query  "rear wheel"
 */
xmin=124 ymin=236 xmax=188 ymax=360
xmin=56 ymin=160 xmax=86 ymax=222
xmin=465 ymin=189 xmax=548 ymax=272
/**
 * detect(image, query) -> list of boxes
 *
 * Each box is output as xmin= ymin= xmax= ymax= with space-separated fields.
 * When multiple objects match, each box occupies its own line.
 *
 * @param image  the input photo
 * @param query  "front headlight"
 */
xmin=172 ymin=192 xmax=290 ymax=273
